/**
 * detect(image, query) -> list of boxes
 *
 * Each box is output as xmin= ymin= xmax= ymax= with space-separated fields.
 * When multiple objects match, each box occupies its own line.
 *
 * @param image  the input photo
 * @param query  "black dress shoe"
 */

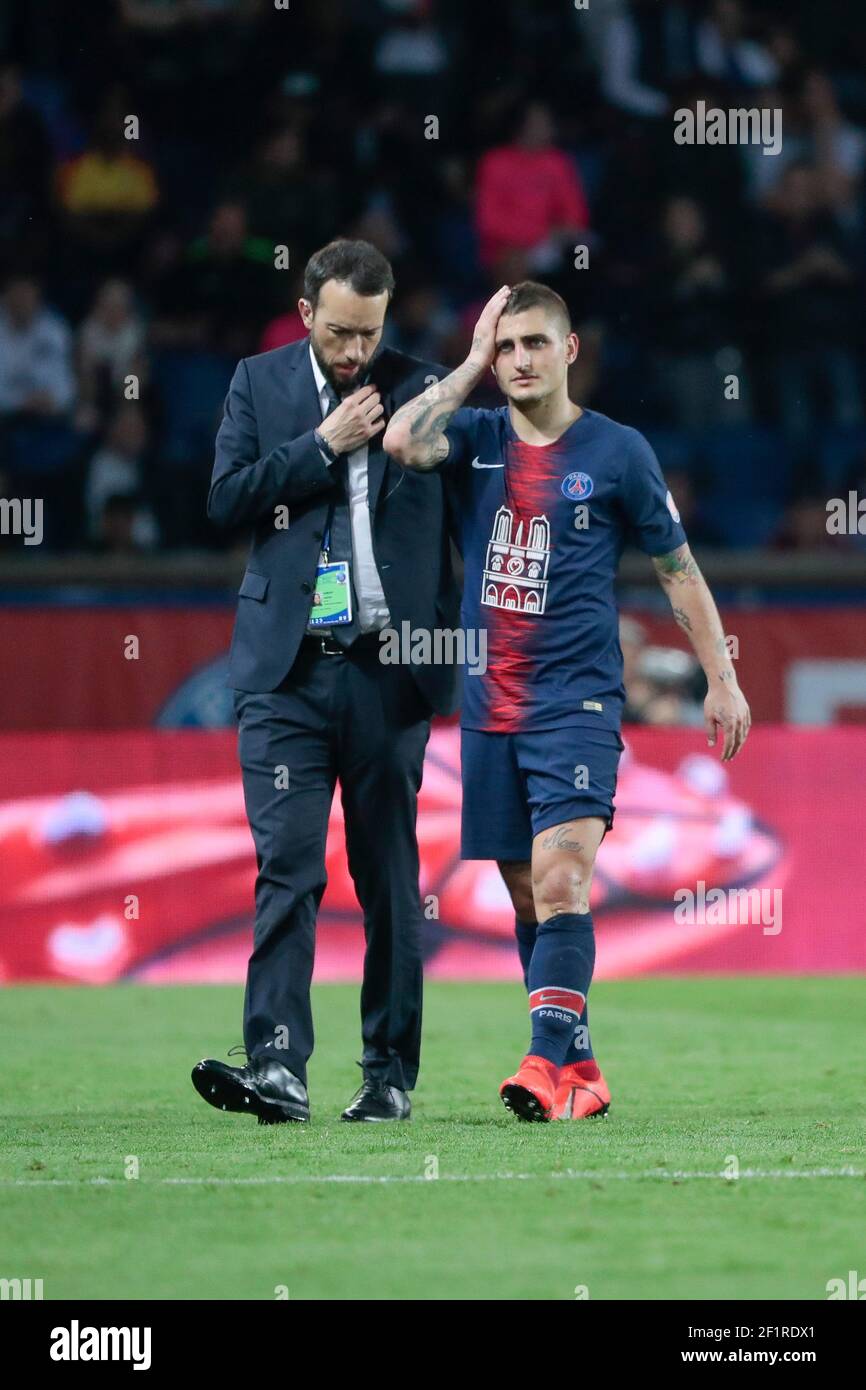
xmin=340 ymin=1078 xmax=411 ymax=1122
xmin=191 ymin=1050 xmax=309 ymax=1124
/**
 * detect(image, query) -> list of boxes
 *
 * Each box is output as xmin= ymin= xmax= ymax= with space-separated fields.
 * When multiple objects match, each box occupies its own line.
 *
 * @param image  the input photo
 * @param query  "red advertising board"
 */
xmin=0 ymin=726 xmax=862 ymax=983
xmin=1 ymin=605 xmax=864 ymax=728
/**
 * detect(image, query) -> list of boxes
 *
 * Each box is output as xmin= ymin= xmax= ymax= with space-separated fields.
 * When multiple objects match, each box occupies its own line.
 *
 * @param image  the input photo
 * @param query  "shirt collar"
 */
xmin=308 ymin=342 xmax=328 ymax=402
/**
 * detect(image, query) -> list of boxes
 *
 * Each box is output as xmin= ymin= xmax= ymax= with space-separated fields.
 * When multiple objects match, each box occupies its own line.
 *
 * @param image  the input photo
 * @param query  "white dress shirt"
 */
xmin=309 ymin=345 xmax=391 ymax=633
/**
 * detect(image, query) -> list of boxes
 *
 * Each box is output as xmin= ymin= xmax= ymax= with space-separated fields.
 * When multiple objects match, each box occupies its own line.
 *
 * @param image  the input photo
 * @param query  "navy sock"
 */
xmin=527 ymin=912 xmax=596 ymax=1067
xmin=563 ymin=1001 xmax=595 ymax=1064
xmin=517 ymin=915 xmax=595 ymax=1062
xmin=514 ymin=917 xmax=537 ymax=990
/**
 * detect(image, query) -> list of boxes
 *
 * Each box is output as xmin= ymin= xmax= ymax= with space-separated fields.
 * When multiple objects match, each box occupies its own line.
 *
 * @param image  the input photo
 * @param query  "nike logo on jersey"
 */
xmin=471 ymin=457 xmax=504 ymax=469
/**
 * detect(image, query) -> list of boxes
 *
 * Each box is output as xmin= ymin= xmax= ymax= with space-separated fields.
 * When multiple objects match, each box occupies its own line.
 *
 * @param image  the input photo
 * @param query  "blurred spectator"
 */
xmin=765 ymin=22 xmax=806 ymax=86
xmin=76 ymin=279 xmax=146 ymax=431
xmin=385 ymin=276 xmax=454 ymax=362
xmin=801 ymin=70 xmax=866 ymax=221
xmin=742 ymin=70 xmax=866 ymax=209
xmin=352 ymin=188 xmax=408 ymax=264
xmin=0 ymin=276 xmax=75 ymax=417
xmin=148 ymin=343 xmax=235 ymax=547
xmin=258 ymin=270 xmax=308 ymax=352
xmin=56 ymin=106 xmax=159 ymax=260
xmin=84 ymin=402 xmax=157 ymax=546
xmin=373 ymin=5 xmax=449 ymax=101
xmin=430 ymin=157 xmax=481 ymax=295
xmin=475 ymin=102 xmax=589 ymax=274
xmin=151 ymin=201 xmax=274 ymax=355
xmin=739 ymin=82 xmax=803 ymax=205
xmin=1 ymin=0 xmax=864 ymax=555
xmin=0 ymin=275 xmax=82 ymax=547
xmin=621 ymin=615 xmax=705 ymax=726
xmin=650 ymin=196 xmax=750 ymax=429
xmin=759 ymin=163 xmax=862 ymax=452
xmin=598 ymin=0 xmax=697 ymax=118
xmin=222 ymin=125 xmax=338 ymax=251
xmin=258 ymin=309 xmax=307 ymax=353
xmin=695 ymin=0 xmax=778 ymax=90
xmin=89 ymin=491 xmax=157 ymax=555
xmin=655 ymin=79 xmax=749 ymax=232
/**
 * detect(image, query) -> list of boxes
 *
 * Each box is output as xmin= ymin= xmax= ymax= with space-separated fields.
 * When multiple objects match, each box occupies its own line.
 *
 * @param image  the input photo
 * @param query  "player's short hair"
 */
xmin=502 ymin=281 xmax=571 ymax=334
xmin=303 ymin=239 xmax=395 ymax=307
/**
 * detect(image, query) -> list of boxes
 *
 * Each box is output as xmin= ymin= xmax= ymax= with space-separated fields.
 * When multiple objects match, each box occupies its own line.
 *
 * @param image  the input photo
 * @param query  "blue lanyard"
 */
xmin=320 ymin=385 xmax=345 ymax=559
xmin=321 ymin=505 xmax=335 ymax=560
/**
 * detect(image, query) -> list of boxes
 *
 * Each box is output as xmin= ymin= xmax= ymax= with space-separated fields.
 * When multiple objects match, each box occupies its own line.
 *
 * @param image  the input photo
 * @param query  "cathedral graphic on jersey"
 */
xmin=481 ymin=504 xmax=551 ymax=614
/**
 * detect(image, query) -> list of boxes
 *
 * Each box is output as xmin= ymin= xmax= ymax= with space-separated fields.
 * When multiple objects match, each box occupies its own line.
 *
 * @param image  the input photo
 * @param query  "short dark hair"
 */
xmin=303 ymin=238 xmax=395 ymax=307
xmin=502 ymin=280 xmax=571 ymax=333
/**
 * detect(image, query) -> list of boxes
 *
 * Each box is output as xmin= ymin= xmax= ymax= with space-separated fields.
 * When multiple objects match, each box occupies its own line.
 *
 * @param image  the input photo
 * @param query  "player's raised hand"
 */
xmin=318 ymin=385 xmax=384 ymax=456
xmin=705 ymin=684 xmax=751 ymax=761
xmin=467 ymin=285 xmax=511 ymax=369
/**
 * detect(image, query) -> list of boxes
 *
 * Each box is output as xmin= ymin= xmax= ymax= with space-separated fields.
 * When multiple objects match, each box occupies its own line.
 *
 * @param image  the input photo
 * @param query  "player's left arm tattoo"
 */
xmin=652 ymin=543 xmax=701 ymax=588
xmin=652 ymin=544 xmax=732 ymax=685
xmin=651 ymin=542 xmax=751 ymax=759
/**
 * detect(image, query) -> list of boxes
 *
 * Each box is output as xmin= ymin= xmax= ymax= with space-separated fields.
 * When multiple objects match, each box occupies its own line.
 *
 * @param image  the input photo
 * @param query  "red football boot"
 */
xmin=553 ymin=1063 xmax=611 ymax=1119
xmin=499 ymin=1054 xmax=558 ymax=1122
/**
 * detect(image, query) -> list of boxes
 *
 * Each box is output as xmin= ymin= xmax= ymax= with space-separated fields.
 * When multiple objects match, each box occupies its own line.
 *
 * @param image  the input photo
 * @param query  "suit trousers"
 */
xmin=233 ymin=636 xmax=432 ymax=1090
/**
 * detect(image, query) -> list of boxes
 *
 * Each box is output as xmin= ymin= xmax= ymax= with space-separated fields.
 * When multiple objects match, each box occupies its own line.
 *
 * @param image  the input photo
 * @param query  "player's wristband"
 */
xmin=313 ymin=428 xmax=341 ymax=465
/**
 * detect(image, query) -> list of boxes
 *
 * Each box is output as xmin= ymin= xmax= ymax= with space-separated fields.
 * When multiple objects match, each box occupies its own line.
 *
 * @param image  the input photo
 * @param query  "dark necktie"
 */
xmin=320 ymin=385 xmax=359 ymax=645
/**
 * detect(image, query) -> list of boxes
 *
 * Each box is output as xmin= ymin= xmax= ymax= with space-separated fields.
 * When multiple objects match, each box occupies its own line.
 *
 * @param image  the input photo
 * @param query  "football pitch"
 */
xmin=1 ymin=978 xmax=863 ymax=1302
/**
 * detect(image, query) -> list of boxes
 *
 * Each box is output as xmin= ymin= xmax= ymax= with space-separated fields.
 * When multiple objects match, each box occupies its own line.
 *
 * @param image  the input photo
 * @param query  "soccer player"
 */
xmin=383 ymin=281 xmax=751 ymax=1122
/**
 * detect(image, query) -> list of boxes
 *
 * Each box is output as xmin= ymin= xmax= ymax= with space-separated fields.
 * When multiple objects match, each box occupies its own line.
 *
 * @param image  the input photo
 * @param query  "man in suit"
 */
xmin=192 ymin=239 xmax=459 ymax=1124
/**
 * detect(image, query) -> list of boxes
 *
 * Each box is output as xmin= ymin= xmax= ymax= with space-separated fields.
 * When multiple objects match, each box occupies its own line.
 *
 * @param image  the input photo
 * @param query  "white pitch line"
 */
xmin=1 ymin=1166 xmax=863 ymax=1189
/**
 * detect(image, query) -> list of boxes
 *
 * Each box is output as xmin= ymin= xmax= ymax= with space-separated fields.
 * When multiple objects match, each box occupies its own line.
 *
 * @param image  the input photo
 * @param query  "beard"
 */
xmin=309 ymin=335 xmax=377 ymax=397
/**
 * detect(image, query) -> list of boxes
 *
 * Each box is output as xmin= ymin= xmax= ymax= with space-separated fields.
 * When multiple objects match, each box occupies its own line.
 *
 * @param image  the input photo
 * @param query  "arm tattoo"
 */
xmin=657 ymin=547 xmax=738 ymax=687
xmin=387 ymin=358 xmax=481 ymax=467
xmin=410 ymin=408 xmax=456 ymax=440
xmin=652 ymin=544 xmax=702 ymax=587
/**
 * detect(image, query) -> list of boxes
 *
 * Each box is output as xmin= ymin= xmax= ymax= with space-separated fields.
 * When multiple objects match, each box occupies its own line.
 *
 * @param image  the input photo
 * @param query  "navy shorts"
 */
xmin=460 ymin=724 xmax=624 ymax=861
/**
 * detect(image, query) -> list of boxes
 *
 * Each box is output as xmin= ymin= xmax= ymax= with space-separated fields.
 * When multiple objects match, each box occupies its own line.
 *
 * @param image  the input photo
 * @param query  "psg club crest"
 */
xmin=562 ymin=470 xmax=593 ymax=500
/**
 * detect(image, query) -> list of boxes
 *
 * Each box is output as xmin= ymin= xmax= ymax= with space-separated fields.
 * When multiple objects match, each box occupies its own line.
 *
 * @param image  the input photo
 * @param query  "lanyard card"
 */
xmin=309 ymin=559 xmax=353 ymax=626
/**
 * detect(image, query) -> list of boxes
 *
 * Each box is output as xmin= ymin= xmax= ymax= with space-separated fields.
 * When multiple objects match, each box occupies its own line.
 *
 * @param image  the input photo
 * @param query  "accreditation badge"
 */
xmin=308 ymin=558 xmax=353 ymax=626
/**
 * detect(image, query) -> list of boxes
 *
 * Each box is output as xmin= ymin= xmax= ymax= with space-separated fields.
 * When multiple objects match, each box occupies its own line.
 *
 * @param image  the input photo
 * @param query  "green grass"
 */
xmin=1 ymin=979 xmax=864 ymax=1300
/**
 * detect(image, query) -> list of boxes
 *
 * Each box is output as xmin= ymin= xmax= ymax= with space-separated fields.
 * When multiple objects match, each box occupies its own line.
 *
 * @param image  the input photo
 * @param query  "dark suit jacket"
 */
xmin=209 ymin=338 xmax=461 ymax=715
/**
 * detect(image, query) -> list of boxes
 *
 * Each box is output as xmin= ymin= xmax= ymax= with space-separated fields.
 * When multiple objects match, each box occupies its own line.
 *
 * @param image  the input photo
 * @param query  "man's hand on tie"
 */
xmin=317 ymin=385 xmax=385 ymax=456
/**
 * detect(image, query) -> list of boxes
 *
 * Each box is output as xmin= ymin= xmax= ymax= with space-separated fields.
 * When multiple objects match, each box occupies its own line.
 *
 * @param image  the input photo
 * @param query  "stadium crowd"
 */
xmin=1 ymin=0 xmax=866 ymax=553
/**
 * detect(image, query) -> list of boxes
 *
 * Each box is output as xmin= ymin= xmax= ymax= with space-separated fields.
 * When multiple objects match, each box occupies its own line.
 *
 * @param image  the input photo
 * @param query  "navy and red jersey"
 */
xmin=442 ymin=406 xmax=688 ymax=734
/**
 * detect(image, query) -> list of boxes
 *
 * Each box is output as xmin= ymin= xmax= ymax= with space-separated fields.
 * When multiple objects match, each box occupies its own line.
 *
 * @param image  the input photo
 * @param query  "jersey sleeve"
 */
xmin=439 ymin=407 xmax=485 ymax=473
xmin=620 ymin=428 xmax=688 ymax=555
